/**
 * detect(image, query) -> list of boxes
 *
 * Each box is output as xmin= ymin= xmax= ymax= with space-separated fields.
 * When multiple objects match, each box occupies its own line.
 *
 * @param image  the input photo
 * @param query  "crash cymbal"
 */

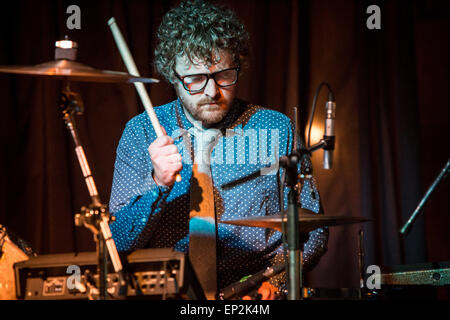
xmin=0 ymin=59 xmax=159 ymax=83
xmin=221 ymin=208 xmax=371 ymax=232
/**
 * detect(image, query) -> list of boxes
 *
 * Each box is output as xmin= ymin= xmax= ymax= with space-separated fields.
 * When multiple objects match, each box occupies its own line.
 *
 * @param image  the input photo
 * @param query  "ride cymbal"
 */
xmin=221 ymin=208 xmax=370 ymax=232
xmin=0 ymin=59 xmax=159 ymax=83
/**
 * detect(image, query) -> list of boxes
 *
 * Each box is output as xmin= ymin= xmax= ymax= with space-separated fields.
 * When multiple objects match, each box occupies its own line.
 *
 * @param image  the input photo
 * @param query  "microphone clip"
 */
xmin=322 ymin=135 xmax=335 ymax=151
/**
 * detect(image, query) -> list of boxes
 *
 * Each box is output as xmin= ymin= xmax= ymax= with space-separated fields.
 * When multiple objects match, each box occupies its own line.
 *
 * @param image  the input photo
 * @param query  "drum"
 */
xmin=0 ymin=224 xmax=36 ymax=300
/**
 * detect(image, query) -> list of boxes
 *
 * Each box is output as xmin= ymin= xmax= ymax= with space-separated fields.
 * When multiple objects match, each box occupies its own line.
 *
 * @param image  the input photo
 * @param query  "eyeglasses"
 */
xmin=174 ymin=66 xmax=240 ymax=93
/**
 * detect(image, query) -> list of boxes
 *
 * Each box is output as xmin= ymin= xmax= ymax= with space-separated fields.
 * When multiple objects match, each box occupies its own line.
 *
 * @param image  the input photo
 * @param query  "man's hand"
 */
xmin=148 ymin=127 xmax=182 ymax=187
xmin=242 ymin=281 xmax=277 ymax=300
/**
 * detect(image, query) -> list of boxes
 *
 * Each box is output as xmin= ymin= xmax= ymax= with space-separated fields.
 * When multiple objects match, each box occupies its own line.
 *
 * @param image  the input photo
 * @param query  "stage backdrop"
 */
xmin=0 ymin=0 xmax=448 ymax=290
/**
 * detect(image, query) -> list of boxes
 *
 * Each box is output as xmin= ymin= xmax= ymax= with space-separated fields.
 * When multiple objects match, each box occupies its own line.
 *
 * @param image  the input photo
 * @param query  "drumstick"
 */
xmin=108 ymin=17 xmax=181 ymax=182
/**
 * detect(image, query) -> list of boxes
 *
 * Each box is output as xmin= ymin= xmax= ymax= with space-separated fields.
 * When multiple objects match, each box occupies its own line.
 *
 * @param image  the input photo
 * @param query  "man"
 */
xmin=109 ymin=0 xmax=328 ymax=300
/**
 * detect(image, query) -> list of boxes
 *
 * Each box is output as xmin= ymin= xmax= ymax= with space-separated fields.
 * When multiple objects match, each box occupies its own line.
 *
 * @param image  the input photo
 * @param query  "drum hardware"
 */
xmin=221 ymin=213 xmax=370 ymax=300
xmin=0 ymin=37 xmax=161 ymax=300
xmin=52 ymin=39 xmax=127 ymax=300
xmin=60 ymin=77 xmax=125 ymax=299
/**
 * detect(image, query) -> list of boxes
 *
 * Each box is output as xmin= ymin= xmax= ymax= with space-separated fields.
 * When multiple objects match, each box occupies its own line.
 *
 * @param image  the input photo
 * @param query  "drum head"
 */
xmin=0 ymin=225 xmax=36 ymax=300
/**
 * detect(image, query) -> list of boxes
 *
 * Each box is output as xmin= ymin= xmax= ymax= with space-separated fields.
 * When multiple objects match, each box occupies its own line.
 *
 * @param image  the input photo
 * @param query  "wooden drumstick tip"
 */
xmin=107 ymin=17 xmax=116 ymax=26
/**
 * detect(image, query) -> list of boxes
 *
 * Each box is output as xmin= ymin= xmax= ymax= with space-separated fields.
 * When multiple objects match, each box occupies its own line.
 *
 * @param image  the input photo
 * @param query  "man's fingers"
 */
xmin=166 ymin=152 xmax=182 ymax=163
xmin=150 ymin=135 xmax=174 ymax=149
xmin=153 ymin=144 xmax=179 ymax=157
xmin=148 ymin=130 xmax=182 ymax=187
xmin=257 ymin=282 xmax=276 ymax=300
xmin=155 ymin=162 xmax=182 ymax=176
xmin=169 ymin=161 xmax=183 ymax=173
xmin=258 ymin=286 xmax=271 ymax=300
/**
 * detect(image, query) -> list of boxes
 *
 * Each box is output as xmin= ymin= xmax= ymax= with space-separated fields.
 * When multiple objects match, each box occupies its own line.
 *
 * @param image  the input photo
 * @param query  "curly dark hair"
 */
xmin=154 ymin=0 xmax=250 ymax=83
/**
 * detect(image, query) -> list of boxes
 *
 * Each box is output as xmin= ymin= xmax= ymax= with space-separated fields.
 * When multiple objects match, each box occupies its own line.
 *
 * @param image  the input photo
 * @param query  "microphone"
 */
xmin=323 ymin=91 xmax=336 ymax=170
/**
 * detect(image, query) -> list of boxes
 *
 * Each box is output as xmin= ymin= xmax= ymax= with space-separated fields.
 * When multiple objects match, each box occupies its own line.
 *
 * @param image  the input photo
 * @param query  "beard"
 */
xmin=182 ymin=97 xmax=232 ymax=127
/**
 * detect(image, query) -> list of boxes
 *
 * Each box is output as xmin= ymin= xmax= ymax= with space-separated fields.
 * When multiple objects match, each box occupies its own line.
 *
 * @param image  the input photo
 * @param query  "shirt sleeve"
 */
xmin=109 ymin=120 xmax=171 ymax=252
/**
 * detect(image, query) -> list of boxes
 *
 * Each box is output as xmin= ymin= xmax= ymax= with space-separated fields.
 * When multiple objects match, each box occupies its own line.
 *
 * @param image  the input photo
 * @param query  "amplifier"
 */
xmin=13 ymin=248 xmax=205 ymax=300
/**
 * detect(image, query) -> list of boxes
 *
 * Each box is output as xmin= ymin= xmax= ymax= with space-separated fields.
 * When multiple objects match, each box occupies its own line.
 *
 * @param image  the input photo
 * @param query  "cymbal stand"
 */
xmin=60 ymin=83 xmax=125 ymax=299
xmin=279 ymin=148 xmax=310 ymax=300
xmin=279 ymin=133 xmax=333 ymax=300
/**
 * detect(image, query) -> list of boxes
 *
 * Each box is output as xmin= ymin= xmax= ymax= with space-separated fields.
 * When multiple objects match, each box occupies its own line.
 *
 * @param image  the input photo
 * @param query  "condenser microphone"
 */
xmin=323 ymin=92 xmax=336 ymax=170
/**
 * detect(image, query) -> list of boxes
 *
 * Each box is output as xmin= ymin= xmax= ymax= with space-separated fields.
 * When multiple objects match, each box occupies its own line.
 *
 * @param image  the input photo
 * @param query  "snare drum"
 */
xmin=0 ymin=225 xmax=36 ymax=300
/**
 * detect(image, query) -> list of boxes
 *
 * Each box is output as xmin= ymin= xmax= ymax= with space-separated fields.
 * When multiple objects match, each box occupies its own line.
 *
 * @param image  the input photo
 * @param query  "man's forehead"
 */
xmin=175 ymin=51 xmax=233 ymax=73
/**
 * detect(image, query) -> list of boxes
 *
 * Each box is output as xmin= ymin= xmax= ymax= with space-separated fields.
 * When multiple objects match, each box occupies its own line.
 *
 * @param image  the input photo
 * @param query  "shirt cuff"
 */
xmin=131 ymin=170 xmax=171 ymax=199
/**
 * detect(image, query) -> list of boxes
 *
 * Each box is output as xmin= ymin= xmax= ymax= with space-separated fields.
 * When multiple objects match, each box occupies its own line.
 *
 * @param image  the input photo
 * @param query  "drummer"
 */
xmin=109 ymin=0 xmax=328 ymax=300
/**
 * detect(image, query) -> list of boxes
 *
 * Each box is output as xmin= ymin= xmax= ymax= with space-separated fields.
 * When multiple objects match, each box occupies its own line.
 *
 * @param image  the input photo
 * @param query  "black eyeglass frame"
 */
xmin=174 ymin=66 xmax=240 ymax=93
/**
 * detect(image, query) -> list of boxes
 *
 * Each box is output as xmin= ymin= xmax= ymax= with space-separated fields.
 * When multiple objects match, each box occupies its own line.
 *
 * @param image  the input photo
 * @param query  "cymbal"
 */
xmin=0 ymin=59 xmax=159 ymax=83
xmin=221 ymin=208 xmax=371 ymax=232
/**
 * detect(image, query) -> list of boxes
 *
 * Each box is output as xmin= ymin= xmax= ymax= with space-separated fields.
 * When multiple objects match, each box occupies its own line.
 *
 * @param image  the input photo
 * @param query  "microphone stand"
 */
xmin=400 ymin=157 xmax=450 ymax=235
xmin=60 ymin=83 xmax=126 ymax=299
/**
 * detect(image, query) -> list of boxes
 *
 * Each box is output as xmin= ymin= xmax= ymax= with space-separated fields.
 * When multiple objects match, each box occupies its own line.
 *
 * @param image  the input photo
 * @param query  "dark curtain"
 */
xmin=0 ymin=0 xmax=448 ymax=290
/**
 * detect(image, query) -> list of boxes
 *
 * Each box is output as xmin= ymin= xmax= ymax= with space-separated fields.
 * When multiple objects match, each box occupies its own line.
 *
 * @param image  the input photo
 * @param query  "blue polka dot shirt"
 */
xmin=109 ymin=99 xmax=328 ymax=291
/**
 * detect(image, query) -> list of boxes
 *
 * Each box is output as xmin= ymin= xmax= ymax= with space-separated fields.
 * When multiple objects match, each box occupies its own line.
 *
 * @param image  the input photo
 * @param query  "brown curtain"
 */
xmin=0 ymin=0 xmax=448 ymax=290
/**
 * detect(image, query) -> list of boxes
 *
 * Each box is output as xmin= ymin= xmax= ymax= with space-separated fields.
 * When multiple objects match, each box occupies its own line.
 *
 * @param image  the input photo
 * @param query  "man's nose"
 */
xmin=203 ymin=77 xmax=218 ymax=97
